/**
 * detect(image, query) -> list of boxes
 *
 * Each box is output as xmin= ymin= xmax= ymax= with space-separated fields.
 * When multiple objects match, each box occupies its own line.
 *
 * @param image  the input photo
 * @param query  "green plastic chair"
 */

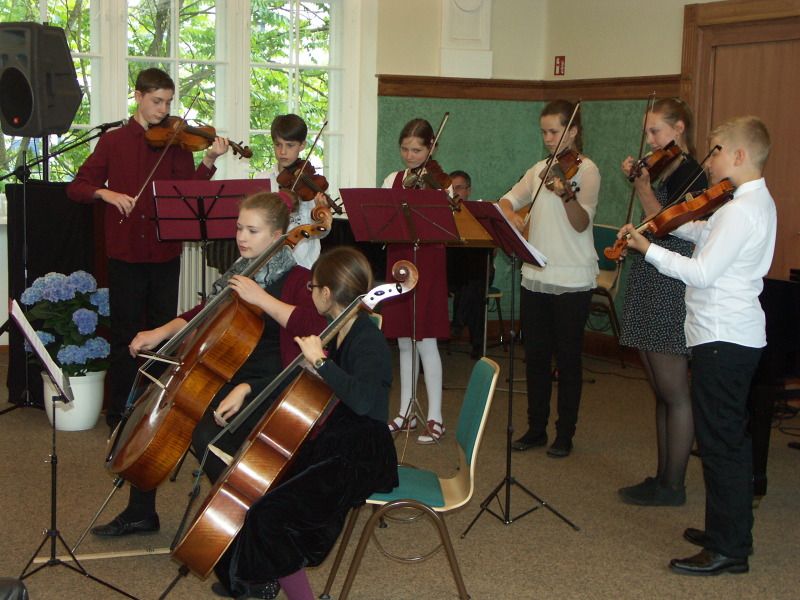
xmin=320 ymin=357 xmax=500 ymax=600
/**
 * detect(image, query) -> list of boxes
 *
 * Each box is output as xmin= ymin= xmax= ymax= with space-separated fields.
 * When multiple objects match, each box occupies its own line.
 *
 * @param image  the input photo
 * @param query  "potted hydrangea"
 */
xmin=21 ymin=271 xmax=110 ymax=430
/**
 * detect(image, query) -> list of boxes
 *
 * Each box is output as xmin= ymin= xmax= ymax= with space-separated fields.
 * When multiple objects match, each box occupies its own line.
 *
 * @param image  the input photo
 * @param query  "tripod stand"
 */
xmin=457 ymin=203 xmax=579 ymax=536
xmin=340 ymin=187 xmax=458 ymax=457
xmin=9 ymin=302 xmax=137 ymax=598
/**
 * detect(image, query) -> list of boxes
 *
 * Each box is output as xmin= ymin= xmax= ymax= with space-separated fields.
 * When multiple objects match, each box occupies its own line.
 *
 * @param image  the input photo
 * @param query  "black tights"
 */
xmin=639 ymin=350 xmax=693 ymax=489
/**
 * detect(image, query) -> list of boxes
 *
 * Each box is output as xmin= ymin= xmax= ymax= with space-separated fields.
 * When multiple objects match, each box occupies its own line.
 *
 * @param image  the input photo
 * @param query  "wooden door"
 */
xmin=682 ymin=1 xmax=800 ymax=280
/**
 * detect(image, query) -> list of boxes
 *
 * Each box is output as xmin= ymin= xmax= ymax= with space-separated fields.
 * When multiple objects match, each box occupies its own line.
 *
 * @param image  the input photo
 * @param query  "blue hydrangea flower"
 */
xmin=57 ymin=344 xmax=90 ymax=366
xmin=67 ymin=270 xmax=97 ymax=294
xmin=90 ymin=288 xmax=110 ymax=317
xmin=39 ymin=273 xmax=77 ymax=302
xmin=84 ymin=337 xmax=111 ymax=360
xmin=20 ymin=286 xmax=43 ymax=305
xmin=23 ymin=331 xmax=54 ymax=353
xmin=72 ymin=308 xmax=98 ymax=335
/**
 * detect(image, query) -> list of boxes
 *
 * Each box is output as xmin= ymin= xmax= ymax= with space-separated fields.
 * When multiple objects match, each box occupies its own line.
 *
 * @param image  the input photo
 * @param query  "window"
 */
xmin=0 ymin=0 xmax=339 ymax=185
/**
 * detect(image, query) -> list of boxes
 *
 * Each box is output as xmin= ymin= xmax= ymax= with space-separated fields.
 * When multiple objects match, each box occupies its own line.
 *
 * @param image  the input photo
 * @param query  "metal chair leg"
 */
xmin=319 ymin=505 xmax=362 ymax=600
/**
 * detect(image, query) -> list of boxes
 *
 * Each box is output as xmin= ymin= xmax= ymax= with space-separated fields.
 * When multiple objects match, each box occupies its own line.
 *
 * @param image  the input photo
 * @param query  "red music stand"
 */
xmin=341 ymin=187 xmax=458 ymax=453
xmin=152 ymin=178 xmax=271 ymax=300
xmin=459 ymin=201 xmax=578 ymax=537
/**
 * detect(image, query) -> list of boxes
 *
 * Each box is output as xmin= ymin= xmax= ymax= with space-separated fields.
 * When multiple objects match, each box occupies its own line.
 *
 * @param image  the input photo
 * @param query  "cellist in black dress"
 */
xmin=212 ymin=246 xmax=398 ymax=600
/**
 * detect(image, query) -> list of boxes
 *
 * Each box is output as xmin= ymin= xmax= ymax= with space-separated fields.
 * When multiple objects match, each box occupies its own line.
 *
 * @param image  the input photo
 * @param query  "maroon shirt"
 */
xmin=67 ymin=119 xmax=216 ymax=263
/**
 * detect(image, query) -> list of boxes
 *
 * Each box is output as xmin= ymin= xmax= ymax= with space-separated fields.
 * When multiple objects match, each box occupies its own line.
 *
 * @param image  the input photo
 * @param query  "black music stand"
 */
xmin=341 ymin=187 xmax=458 ymax=454
xmin=152 ymin=179 xmax=270 ymax=300
xmin=458 ymin=202 xmax=579 ymax=537
xmin=8 ymin=301 xmax=138 ymax=599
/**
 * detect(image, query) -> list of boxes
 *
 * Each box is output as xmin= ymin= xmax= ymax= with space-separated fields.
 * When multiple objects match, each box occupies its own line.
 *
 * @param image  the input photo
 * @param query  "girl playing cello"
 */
xmin=213 ymin=247 xmax=399 ymax=599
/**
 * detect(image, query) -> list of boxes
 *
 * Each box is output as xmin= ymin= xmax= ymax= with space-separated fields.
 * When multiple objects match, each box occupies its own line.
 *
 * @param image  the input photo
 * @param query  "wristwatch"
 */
xmin=313 ymin=357 xmax=327 ymax=370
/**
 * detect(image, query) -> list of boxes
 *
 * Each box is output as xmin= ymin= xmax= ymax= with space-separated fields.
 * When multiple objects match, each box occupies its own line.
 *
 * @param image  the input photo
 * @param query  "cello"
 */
xmin=171 ymin=260 xmax=418 ymax=579
xmin=105 ymin=209 xmax=331 ymax=492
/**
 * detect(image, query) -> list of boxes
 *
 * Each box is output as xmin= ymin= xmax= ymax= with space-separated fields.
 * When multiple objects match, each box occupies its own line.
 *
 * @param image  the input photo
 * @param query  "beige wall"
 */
xmin=377 ymin=0 xmax=720 ymax=79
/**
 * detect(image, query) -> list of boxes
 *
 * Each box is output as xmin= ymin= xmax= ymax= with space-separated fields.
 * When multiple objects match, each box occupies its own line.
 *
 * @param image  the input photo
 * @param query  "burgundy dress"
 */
xmin=380 ymin=171 xmax=450 ymax=340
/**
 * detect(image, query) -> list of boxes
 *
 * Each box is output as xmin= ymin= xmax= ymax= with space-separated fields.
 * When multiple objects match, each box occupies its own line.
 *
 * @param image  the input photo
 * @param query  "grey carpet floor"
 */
xmin=1 ymin=345 xmax=798 ymax=599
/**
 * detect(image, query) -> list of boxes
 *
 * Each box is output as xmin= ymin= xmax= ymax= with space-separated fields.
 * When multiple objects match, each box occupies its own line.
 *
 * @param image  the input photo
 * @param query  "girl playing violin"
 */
xmin=255 ymin=114 xmax=332 ymax=269
xmin=213 ymin=246 xmax=398 ymax=600
xmin=66 ymin=67 xmax=229 ymax=433
xmin=617 ymin=98 xmax=708 ymax=507
xmin=382 ymin=118 xmax=451 ymax=444
xmin=90 ymin=192 xmax=326 ymax=539
xmin=498 ymin=99 xmax=600 ymax=458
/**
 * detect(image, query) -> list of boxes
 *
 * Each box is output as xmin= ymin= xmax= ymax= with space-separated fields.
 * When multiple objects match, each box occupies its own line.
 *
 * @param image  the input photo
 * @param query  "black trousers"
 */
xmin=690 ymin=341 xmax=761 ymax=558
xmin=520 ymin=286 xmax=592 ymax=442
xmin=107 ymin=258 xmax=181 ymax=425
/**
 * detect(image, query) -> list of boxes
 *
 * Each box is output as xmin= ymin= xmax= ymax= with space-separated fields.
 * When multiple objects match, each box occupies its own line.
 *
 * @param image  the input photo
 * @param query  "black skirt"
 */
xmin=215 ymin=403 xmax=399 ymax=590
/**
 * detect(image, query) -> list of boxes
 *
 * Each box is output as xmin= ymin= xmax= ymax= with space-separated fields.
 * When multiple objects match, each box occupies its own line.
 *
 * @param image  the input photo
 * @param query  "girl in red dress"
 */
xmin=380 ymin=118 xmax=450 ymax=444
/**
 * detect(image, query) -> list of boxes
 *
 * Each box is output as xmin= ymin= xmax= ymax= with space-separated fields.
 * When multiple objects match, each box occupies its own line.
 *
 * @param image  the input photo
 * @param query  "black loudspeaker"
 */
xmin=0 ymin=22 xmax=82 ymax=137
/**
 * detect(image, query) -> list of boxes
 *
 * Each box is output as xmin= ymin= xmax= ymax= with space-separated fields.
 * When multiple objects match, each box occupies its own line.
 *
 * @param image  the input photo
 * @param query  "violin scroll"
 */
xmin=391 ymin=260 xmax=418 ymax=291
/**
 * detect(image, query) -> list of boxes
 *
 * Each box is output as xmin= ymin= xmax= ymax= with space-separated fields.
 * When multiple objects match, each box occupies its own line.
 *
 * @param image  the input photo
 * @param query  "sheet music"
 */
xmin=9 ymin=299 xmax=73 ymax=402
xmin=491 ymin=202 xmax=548 ymax=267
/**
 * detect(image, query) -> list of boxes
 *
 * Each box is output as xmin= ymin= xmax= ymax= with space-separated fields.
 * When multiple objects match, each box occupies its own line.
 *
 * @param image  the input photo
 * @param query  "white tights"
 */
xmin=396 ymin=337 xmax=443 ymax=424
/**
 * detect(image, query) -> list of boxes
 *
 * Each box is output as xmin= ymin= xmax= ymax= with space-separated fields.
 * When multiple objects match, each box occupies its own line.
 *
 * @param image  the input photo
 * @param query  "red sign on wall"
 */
xmin=554 ymin=56 xmax=565 ymax=76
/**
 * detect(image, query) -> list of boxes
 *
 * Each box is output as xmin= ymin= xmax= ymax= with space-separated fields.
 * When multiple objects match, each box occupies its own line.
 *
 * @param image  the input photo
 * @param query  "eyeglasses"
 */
xmin=306 ymin=281 xmax=323 ymax=291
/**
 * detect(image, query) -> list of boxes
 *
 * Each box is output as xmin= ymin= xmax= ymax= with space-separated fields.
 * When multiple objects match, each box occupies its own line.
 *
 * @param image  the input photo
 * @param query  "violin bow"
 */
xmin=402 ymin=112 xmax=450 ymax=189
xmin=289 ymin=120 xmax=328 ymax=194
xmin=624 ymin=91 xmax=656 ymax=224
xmin=521 ymin=100 xmax=581 ymax=227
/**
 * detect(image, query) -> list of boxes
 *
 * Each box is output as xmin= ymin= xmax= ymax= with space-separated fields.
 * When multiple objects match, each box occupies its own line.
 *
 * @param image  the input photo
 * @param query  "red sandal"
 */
xmin=388 ymin=414 xmax=418 ymax=433
xmin=416 ymin=420 xmax=445 ymax=444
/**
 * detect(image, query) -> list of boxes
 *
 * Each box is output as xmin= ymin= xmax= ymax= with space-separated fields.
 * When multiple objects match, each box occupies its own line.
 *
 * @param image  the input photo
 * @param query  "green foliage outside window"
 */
xmin=2 ymin=1 xmax=332 ymax=184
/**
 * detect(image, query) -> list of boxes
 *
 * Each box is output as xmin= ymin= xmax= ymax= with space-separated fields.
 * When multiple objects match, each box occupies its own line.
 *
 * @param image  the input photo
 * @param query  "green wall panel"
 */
xmin=376 ymin=95 xmax=653 ymax=334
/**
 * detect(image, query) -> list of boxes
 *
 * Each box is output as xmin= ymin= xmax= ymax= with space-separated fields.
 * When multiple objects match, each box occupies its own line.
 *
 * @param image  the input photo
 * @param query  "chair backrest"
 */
xmin=592 ymin=224 xmax=622 ymax=293
xmin=455 ymin=357 xmax=500 ymax=480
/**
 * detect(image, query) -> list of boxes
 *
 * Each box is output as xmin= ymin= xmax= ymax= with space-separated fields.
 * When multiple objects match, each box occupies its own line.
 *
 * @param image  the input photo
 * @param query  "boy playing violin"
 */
xmin=619 ymin=116 xmax=777 ymax=575
xmin=67 ymin=67 xmax=229 ymax=432
xmin=256 ymin=114 xmax=331 ymax=269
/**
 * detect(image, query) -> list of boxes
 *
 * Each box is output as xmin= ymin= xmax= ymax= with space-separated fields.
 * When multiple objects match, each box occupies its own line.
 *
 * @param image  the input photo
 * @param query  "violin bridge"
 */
xmin=208 ymin=444 xmax=233 ymax=466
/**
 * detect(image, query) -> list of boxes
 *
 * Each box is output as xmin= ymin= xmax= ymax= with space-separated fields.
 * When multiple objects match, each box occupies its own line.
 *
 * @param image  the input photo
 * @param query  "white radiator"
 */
xmin=178 ymin=242 xmax=222 ymax=312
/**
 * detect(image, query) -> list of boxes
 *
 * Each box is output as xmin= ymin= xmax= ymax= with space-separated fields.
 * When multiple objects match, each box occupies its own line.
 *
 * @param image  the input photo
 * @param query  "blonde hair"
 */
xmin=239 ymin=192 xmax=291 ymax=233
xmin=710 ymin=116 xmax=771 ymax=170
xmin=651 ymin=98 xmax=696 ymax=156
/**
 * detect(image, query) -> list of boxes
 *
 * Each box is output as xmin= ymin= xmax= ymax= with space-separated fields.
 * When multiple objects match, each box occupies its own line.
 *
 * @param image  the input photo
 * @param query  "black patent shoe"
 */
xmin=511 ymin=431 xmax=547 ymax=451
xmin=669 ymin=549 xmax=748 ymax=576
xmin=91 ymin=512 xmax=160 ymax=537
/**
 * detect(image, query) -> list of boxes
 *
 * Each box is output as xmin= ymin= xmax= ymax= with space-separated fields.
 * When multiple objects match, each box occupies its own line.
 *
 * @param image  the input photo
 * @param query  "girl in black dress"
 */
xmin=618 ymin=98 xmax=708 ymax=506
xmin=214 ymin=246 xmax=398 ymax=599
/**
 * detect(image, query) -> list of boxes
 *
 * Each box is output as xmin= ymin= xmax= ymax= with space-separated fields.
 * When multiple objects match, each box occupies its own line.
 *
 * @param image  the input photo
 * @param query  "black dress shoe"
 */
xmin=546 ymin=438 xmax=572 ymax=458
xmin=511 ymin=431 xmax=547 ymax=451
xmin=683 ymin=528 xmax=754 ymax=555
xmin=91 ymin=513 xmax=160 ymax=537
xmin=669 ymin=549 xmax=748 ymax=576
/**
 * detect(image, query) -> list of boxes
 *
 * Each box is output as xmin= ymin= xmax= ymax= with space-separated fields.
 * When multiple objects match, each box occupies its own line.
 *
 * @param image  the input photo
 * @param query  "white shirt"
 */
xmin=502 ymin=156 xmax=600 ymax=293
xmin=256 ymin=165 xmax=320 ymax=269
xmin=645 ymin=178 xmax=777 ymax=348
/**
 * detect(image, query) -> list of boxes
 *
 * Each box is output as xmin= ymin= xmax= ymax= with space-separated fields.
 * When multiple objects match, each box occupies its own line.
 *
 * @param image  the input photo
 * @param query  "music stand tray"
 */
xmin=152 ymin=179 xmax=271 ymax=242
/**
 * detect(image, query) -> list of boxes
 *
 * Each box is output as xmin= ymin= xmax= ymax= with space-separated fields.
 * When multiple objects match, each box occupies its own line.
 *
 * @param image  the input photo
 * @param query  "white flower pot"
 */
xmin=42 ymin=370 xmax=106 ymax=431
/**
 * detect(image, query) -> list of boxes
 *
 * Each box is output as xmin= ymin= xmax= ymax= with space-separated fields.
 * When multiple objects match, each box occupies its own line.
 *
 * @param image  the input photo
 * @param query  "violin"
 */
xmin=604 ymin=178 xmax=735 ymax=261
xmin=144 ymin=115 xmax=253 ymax=159
xmin=627 ymin=140 xmax=683 ymax=182
xmin=403 ymin=159 xmax=452 ymax=191
xmin=539 ymin=148 xmax=582 ymax=201
xmin=276 ymin=159 xmax=343 ymax=214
